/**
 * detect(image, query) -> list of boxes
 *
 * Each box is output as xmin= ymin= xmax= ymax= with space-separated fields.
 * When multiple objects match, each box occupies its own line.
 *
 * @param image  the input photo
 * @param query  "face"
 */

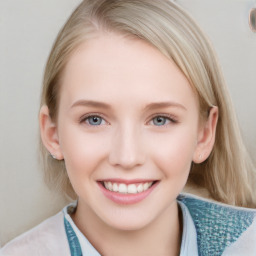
xmin=50 ymin=33 xmax=204 ymax=230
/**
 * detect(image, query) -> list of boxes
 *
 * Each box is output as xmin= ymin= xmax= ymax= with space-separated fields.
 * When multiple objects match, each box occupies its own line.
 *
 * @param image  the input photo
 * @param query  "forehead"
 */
xmin=59 ymin=32 xmax=198 ymax=110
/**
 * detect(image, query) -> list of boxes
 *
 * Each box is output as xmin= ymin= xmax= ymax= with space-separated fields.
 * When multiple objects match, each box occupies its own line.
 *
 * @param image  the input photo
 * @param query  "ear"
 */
xmin=39 ymin=105 xmax=63 ymax=160
xmin=193 ymin=106 xmax=218 ymax=163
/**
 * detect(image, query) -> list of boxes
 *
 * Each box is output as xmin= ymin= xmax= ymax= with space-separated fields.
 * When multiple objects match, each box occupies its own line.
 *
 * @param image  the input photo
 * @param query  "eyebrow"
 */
xmin=70 ymin=99 xmax=186 ymax=111
xmin=70 ymin=100 xmax=112 ymax=109
xmin=144 ymin=102 xmax=187 ymax=111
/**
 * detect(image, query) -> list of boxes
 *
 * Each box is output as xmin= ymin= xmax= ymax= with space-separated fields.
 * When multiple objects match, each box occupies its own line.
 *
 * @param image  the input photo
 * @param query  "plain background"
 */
xmin=0 ymin=0 xmax=255 ymax=247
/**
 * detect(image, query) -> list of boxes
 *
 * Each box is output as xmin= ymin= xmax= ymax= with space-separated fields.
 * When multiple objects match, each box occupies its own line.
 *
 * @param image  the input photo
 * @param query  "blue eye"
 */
xmin=150 ymin=115 xmax=179 ymax=126
xmin=85 ymin=116 xmax=105 ymax=126
xmin=152 ymin=116 xmax=169 ymax=126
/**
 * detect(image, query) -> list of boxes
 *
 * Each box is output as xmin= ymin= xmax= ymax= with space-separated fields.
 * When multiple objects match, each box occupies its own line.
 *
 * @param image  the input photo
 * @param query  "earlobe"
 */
xmin=39 ymin=105 xmax=63 ymax=160
xmin=193 ymin=106 xmax=218 ymax=163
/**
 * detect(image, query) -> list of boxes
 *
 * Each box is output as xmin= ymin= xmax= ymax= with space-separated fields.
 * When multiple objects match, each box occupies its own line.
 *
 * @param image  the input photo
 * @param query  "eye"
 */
xmin=150 ymin=115 xmax=177 ymax=126
xmin=152 ymin=116 xmax=169 ymax=126
xmin=82 ymin=115 xmax=107 ymax=126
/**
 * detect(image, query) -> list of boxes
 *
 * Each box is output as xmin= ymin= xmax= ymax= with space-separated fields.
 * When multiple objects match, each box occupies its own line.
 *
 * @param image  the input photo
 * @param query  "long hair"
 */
xmin=40 ymin=0 xmax=256 ymax=207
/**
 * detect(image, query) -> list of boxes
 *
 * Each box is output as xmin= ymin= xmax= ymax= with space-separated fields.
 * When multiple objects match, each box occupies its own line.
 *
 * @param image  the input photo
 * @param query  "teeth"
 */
xmin=127 ymin=184 xmax=137 ymax=194
xmin=119 ymin=184 xmax=127 ymax=194
xmin=143 ymin=183 xmax=150 ymax=190
xmin=137 ymin=184 xmax=143 ymax=193
xmin=113 ymin=183 xmax=118 ymax=192
xmin=103 ymin=181 xmax=154 ymax=194
xmin=107 ymin=182 xmax=112 ymax=191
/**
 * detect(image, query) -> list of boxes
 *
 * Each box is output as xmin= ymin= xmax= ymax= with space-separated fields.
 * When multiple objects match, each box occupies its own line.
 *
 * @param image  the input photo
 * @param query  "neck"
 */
xmin=72 ymin=201 xmax=182 ymax=256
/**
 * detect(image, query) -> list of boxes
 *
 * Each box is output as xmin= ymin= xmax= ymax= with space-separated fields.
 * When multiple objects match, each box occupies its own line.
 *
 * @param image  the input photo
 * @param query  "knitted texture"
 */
xmin=64 ymin=217 xmax=83 ymax=256
xmin=178 ymin=195 xmax=256 ymax=256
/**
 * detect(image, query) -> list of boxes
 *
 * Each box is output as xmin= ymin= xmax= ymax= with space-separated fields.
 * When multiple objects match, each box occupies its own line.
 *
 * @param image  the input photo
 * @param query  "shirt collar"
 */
xmin=63 ymin=202 xmax=101 ymax=256
xmin=178 ymin=200 xmax=198 ymax=255
xmin=63 ymin=200 xmax=198 ymax=256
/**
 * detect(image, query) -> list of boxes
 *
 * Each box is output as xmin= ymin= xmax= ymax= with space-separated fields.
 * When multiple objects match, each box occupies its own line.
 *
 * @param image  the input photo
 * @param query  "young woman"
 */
xmin=1 ymin=0 xmax=256 ymax=255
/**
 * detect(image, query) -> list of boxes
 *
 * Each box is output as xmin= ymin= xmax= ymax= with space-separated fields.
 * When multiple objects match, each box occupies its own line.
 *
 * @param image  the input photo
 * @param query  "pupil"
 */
xmin=154 ymin=116 xmax=165 ymax=126
xmin=89 ymin=116 xmax=101 ymax=125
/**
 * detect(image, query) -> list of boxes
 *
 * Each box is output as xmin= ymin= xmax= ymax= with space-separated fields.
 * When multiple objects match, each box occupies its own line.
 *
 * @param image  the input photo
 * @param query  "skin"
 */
xmin=40 ymin=32 xmax=218 ymax=256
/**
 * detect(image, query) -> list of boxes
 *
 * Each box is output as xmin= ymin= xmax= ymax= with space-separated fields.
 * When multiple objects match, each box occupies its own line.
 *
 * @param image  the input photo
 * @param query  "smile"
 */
xmin=103 ymin=181 xmax=154 ymax=194
xmin=98 ymin=180 xmax=159 ymax=205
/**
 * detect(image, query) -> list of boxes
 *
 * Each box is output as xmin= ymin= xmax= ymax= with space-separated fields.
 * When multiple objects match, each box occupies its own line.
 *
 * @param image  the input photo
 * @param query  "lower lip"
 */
xmin=98 ymin=182 xmax=158 ymax=205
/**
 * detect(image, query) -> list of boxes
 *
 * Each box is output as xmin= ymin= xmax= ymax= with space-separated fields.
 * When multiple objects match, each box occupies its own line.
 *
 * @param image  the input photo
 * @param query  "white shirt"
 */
xmin=62 ymin=201 xmax=198 ymax=255
xmin=1 ymin=193 xmax=256 ymax=255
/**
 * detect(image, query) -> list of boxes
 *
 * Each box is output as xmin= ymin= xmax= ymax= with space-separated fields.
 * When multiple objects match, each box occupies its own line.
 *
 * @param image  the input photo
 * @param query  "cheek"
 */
xmin=148 ymin=128 xmax=197 ymax=177
xmin=58 ymin=125 xmax=109 ymax=179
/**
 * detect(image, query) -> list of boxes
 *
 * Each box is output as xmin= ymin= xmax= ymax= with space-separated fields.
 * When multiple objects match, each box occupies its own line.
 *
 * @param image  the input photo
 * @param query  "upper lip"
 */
xmin=98 ymin=179 xmax=158 ymax=185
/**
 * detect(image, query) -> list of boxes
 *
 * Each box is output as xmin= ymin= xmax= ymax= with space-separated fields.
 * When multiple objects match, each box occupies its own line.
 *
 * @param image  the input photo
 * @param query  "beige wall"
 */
xmin=178 ymin=0 xmax=256 ymax=154
xmin=0 ymin=0 xmax=255 ymax=246
xmin=0 ymin=0 xmax=82 ymax=246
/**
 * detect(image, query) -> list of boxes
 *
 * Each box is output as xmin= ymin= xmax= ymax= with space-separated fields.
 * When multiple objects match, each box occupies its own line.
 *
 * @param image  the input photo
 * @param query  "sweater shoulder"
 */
xmin=178 ymin=193 xmax=256 ymax=255
xmin=0 ymin=212 xmax=69 ymax=256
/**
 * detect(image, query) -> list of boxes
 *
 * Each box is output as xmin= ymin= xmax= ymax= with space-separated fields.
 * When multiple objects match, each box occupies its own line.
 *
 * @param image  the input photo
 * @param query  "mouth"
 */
xmin=101 ymin=180 xmax=156 ymax=194
xmin=98 ymin=180 xmax=159 ymax=205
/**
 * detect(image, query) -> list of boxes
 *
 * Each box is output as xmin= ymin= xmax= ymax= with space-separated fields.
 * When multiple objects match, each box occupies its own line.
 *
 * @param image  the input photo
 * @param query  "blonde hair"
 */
xmin=40 ymin=0 xmax=256 ymax=207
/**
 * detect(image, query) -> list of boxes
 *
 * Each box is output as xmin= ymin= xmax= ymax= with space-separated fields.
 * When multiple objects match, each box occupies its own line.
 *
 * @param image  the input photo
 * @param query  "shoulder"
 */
xmin=178 ymin=193 xmax=256 ymax=255
xmin=0 ymin=211 xmax=70 ymax=256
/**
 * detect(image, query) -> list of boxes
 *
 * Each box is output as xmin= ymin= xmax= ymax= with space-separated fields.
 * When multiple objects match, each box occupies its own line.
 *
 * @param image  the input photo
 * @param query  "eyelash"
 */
xmin=80 ymin=113 xmax=107 ymax=126
xmin=79 ymin=113 xmax=178 ymax=127
xmin=148 ymin=114 xmax=178 ymax=126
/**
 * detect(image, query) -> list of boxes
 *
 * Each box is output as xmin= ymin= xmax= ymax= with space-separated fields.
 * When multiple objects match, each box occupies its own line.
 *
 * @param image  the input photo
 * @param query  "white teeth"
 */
xmin=143 ymin=183 xmax=149 ymax=190
xmin=104 ymin=182 xmax=109 ymax=190
xmin=113 ymin=183 xmax=118 ymax=192
xmin=119 ymin=184 xmax=127 ymax=194
xmin=107 ymin=182 xmax=112 ymax=191
xmin=137 ymin=184 xmax=143 ymax=193
xmin=103 ymin=181 xmax=154 ymax=194
xmin=127 ymin=184 xmax=137 ymax=194
xmin=143 ymin=182 xmax=153 ymax=191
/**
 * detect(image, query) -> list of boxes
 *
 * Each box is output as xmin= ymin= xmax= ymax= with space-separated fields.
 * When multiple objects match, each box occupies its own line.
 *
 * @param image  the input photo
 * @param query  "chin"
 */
xmin=98 ymin=207 xmax=159 ymax=232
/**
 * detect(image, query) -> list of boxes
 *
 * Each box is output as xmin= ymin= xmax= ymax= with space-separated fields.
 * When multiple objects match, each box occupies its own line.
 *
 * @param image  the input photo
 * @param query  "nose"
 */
xmin=108 ymin=124 xmax=146 ymax=170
